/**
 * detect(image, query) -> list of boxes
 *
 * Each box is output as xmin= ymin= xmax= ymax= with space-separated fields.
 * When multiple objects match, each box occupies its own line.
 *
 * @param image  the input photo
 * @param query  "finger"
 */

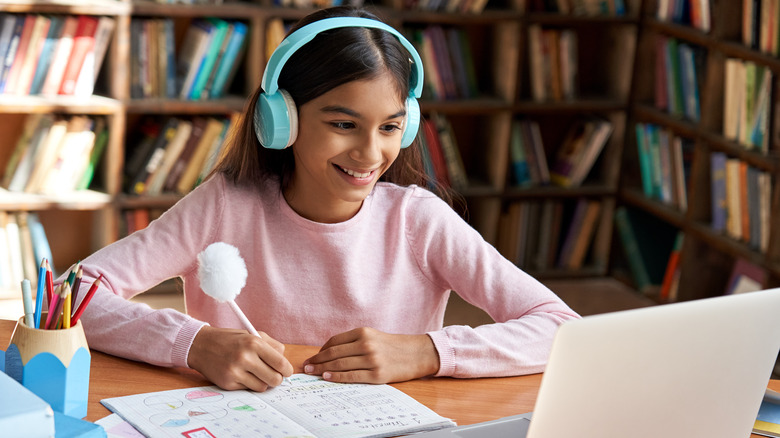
xmin=318 ymin=328 xmax=364 ymax=352
xmin=257 ymin=331 xmax=286 ymax=355
xmin=305 ymin=355 xmax=369 ymax=376
xmin=306 ymin=340 xmax=364 ymax=366
xmin=253 ymin=342 xmax=295 ymax=380
xmin=236 ymin=370 xmax=270 ymax=393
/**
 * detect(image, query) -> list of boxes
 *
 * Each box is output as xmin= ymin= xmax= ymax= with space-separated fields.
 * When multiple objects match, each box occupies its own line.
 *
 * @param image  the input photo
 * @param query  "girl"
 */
xmin=70 ymin=6 xmax=579 ymax=392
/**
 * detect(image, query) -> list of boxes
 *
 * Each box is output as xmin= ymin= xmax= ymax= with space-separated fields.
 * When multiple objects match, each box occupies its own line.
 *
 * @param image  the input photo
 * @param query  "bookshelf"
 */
xmin=617 ymin=0 xmax=780 ymax=302
xmin=0 ymin=0 xmax=642 ymax=298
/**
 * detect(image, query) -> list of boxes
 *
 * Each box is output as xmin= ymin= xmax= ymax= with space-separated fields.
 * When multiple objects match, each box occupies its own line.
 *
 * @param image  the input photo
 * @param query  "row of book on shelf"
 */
xmin=418 ymin=113 xmax=468 ymax=190
xmin=0 ymin=211 xmax=52 ymax=298
xmin=654 ymin=36 xmax=704 ymax=123
xmin=497 ymin=198 xmax=602 ymax=271
xmin=510 ymin=117 xmax=613 ymax=188
xmin=0 ymin=14 xmax=114 ymax=97
xmin=710 ymin=151 xmax=772 ymax=252
xmin=634 ymin=122 xmax=692 ymax=212
xmin=268 ymin=21 xmax=480 ymax=102
xmin=656 ymin=0 xmax=711 ymax=32
xmin=528 ymin=25 xmax=578 ymax=103
xmin=743 ymin=0 xmax=780 ymax=55
xmin=124 ymin=114 xmax=237 ymax=196
xmin=526 ymin=0 xmax=627 ymax=15
xmin=131 ymin=17 xmax=247 ymax=100
xmin=614 ymin=206 xmax=769 ymax=303
xmin=723 ymin=57 xmax=772 ymax=153
xmin=2 ymin=114 xmax=108 ymax=195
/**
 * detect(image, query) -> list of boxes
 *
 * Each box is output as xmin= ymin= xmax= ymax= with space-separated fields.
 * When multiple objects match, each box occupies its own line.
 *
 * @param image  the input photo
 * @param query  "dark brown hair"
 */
xmin=212 ymin=6 xmax=454 ymax=205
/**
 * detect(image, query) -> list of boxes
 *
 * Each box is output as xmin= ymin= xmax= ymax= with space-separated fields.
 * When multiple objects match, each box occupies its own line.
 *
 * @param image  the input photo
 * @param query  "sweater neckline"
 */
xmin=277 ymin=188 xmax=373 ymax=231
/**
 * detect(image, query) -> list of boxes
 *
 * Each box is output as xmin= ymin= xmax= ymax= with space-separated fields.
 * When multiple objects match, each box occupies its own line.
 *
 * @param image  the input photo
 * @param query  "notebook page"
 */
xmin=101 ymin=386 xmax=315 ymax=438
xmin=254 ymin=374 xmax=456 ymax=438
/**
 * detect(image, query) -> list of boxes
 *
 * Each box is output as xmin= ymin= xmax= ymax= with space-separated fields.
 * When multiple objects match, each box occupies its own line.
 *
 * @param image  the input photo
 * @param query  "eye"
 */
xmin=330 ymin=121 xmax=355 ymax=130
xmin=380 ymin=123 xmax=402 ymax=133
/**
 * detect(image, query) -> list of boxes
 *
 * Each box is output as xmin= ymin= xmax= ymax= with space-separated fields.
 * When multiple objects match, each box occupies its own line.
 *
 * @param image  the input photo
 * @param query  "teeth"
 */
xmin=340 ymin=167 xmax=371 ymax=178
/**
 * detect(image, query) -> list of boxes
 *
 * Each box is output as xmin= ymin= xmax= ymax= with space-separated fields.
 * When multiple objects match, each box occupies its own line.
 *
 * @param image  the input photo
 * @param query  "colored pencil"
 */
xmin=62 ymin=283 xmax=72 ymax=329
xmin=70 ymin=265 xmax=83 ymax=317
xmin=44 ymin=259 xmax=54 ymax=304
xmin=34 ymin=260 xmax=46 ymax=328
xmin=44 ymin=284 xmax=62 ymax=330
xmin=71 ymin=274 xmax=102 ymax=325
xmin=52 ymin=284 xmax=69 ymax=330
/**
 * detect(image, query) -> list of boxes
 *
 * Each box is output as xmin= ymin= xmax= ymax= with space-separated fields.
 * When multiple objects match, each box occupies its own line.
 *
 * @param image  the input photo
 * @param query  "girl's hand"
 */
xmin=303 ymin=327 xmax=440 ymax=384
xmin=188 ymin=325 xmax=294 ymax=392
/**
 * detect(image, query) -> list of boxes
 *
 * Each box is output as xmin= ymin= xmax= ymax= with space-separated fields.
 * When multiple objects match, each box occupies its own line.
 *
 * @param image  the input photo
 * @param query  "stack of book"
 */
xmin=509 ymin=119 xmax=549 ymax=187
xmin=418 ymin=113 xmax=468 ymax=190
xmin=549 ymin=118 xmax=613 ymax=188
xmin=722 ymin=58 xmax=772 ymax=153
xmin=2 ymin=115 xmax=108 ymax=194
xmin=654 ymin=36 xmax=704 ymax=122
xmin=410 ymin=26 xmax=478 ymax=101
xmin=123 ymin=115 xmax=237 ymax=196
xmin=528 ymin=25 xmax=578 ymax=102
xmin=710 ymin=151 xmax=772 ymax=252
xmin=0 ymin=14 xmax=115 ymax=97
xmin=634 ymin=122 xmax=692 ymax=211
xmin=131 ymin=17 xmax=248 ymax=100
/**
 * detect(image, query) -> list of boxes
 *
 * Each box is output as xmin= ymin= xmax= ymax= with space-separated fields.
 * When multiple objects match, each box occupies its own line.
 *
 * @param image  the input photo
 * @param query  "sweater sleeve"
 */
xmin=404 ymin=189 xmax=581 ymax=378
xmin=68 ymin=176 xmax=227 ymax=368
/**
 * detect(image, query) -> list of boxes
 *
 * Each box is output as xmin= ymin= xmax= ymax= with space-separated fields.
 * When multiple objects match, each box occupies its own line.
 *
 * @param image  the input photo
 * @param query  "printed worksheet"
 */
xmin=101 ymin=374 xmax=455 ymax=438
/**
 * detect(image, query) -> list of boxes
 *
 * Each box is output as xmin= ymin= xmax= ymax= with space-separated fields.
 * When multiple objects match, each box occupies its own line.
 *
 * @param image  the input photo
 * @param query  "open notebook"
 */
xmin=102 ymin=373 xmax=454 ymax=438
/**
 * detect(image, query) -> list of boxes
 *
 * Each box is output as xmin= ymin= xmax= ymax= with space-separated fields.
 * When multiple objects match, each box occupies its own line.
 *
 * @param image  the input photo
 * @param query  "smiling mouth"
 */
xmin=335 ymin=164 xmax=373 ymax=179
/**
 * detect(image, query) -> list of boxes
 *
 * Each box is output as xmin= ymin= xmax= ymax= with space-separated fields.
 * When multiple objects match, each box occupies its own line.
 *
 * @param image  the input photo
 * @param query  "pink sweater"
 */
xmin=75 ymin=174 xmax=579 ymax=377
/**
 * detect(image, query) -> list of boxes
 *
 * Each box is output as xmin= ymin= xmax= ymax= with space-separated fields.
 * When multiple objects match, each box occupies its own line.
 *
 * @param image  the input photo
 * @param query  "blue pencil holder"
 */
xmin=4 ymin=315 xmax=91 ymax=418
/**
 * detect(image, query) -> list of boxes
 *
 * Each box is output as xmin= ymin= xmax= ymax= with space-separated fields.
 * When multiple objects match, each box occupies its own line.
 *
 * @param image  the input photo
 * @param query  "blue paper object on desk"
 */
xmin=54 ymin=411 xmax=107 ymax=438
xmin=0 ymin=370 xmax=55 ymax=438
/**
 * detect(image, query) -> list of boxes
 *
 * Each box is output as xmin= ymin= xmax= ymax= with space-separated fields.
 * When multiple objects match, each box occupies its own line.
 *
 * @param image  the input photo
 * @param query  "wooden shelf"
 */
xmin=0 ymin=189 xmax=113 ymax=211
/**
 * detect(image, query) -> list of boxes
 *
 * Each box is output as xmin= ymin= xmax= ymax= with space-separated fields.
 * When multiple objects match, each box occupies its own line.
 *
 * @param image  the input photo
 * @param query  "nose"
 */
xmin=349 ymin=131 xmax=385 ymax=163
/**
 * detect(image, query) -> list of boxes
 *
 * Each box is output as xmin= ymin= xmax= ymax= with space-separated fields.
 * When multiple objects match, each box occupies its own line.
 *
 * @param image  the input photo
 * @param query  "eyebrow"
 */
xmin=319 ymin=105 xmax=406 ymax=120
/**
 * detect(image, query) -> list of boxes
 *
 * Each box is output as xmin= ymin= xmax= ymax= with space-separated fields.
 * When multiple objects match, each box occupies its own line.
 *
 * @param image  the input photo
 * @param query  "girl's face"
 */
xmin=285 ymin=70 xmax=407 ymax=223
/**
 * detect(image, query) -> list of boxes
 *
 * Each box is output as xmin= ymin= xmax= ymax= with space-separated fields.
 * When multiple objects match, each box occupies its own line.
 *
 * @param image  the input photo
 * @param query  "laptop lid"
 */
xmin=527 ymin=288 xmax=780 ymax=438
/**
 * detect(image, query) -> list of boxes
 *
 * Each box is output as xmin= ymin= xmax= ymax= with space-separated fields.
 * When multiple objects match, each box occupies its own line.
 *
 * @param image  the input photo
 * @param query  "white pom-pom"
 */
xmin=197 ymin=242 xmax=248 ymax=303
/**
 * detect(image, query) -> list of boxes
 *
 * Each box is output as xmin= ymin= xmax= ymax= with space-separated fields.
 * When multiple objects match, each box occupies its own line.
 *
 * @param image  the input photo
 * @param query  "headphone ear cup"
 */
xmin=401 ymin=97 xmax=420 ymax=148
xmin=254 ymin=89 xmax=298 ymax=149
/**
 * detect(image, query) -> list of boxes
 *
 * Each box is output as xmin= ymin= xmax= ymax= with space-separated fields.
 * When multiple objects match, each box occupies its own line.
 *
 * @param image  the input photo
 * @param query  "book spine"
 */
xmin=614 ymin=207 xmax=651 ymax=292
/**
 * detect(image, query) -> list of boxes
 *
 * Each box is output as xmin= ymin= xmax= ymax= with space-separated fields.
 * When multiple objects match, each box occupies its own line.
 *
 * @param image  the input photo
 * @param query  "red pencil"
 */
xmin=71 ymin=274 xmax=103 ymax=325
xmin=44 ymin=259 xmax=54 ymax=304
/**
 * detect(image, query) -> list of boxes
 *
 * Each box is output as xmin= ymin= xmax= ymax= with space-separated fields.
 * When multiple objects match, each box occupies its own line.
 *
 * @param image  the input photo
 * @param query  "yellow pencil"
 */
xmin=62 ymin=283 xmax=72 ymax=329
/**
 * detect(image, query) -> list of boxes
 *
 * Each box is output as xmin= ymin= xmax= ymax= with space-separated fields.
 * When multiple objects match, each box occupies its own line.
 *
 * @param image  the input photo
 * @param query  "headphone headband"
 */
xmin=261 ymin=17 xmax=424 ymax=98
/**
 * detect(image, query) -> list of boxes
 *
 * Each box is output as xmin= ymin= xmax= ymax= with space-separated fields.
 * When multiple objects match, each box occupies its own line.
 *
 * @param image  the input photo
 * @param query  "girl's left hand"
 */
xmin=302 ymin=327 xmax=440 ymax=384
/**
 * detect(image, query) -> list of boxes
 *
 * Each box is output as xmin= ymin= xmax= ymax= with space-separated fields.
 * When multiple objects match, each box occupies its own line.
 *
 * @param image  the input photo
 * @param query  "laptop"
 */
xmin=415 ymin=288 xmax=780 ymax=438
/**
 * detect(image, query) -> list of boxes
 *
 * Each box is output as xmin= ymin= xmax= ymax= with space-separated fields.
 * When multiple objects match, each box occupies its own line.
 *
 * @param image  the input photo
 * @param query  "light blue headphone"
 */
xmin=254 ymin=17 xmax=424 ymax=150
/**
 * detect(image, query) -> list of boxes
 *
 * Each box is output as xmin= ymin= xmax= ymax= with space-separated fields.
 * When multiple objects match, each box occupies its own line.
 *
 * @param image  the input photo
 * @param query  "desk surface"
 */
xmin=2 ymin=318 xmax=778 ymax=436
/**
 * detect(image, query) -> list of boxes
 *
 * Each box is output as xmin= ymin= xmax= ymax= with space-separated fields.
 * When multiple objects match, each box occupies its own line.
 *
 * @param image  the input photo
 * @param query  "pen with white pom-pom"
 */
xmin=197 ymin=242 xmax=289 ymax=384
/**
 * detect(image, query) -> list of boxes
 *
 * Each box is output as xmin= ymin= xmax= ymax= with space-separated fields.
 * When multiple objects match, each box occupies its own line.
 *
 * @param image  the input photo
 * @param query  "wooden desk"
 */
xmin=2 ymin=319 xmax=778 ymax=436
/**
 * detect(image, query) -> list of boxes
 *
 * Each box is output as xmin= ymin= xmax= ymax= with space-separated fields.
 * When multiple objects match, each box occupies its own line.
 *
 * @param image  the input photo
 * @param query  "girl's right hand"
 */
xmin=187 ymin=325 xmax=294 ymax=392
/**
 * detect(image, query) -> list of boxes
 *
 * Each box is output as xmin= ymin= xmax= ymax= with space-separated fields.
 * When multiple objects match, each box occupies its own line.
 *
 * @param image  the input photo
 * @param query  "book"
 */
xmin=15 ymin=212 xmax=38 ymax=288
xmin=25 ymin=212 xmax=52 ymax=273
xmin=3 ymin=14 xmax=36 ymax=95
xmin=614 ymin=206 xmax=651 ymax=293
xmin=162 ymin=117 xmax=207 ymax=192
xmin=659 ymin=231 xmax=683 ymax=302
xmin=754 ymin=389 xmax=780 ymax=438
xmin=176 ymin=19 xmax=215 ymax=99
xmin=101 ymin=374 xmax=455 ymax=438
xmin=433 ymin=114 xmax=468 ymax=189
xmin=509 ymin=120 xmax=532 ymax=186
xmin=14 ymin=14 xmax=51 ymax=95
xmin=40 ymin=15 xmax=78 ymax=97
xmin=24 ymin=118 xmax=68 ymax=193
xmin=710 ymin=151 xmax=727 ymax=233
xmin=565 ymin=200 xmax=601 ymax=269
xmin=58 ymin=15 xmax=99 ymax=95
xmin=29 ymin=15 xmax=64 ymax=95
xmin=73 ymin=16 xmax=116 ymax=97
xmin=76 ymin=117 xmax=109 ymax=190
xmin=144 ymin=120 xmax=193 ymax=195
xmin=129 ymin=118 xmax=179 ymax=195
xmin=210 ymin=20 xmax=247 ymax=98
xmin=189 ymin=17 xmax=229 ymax=100
xmin=0 ymin=14 xmax=24 ymax=93
xmin=175 ymin=117 xmax=224 ymax=194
